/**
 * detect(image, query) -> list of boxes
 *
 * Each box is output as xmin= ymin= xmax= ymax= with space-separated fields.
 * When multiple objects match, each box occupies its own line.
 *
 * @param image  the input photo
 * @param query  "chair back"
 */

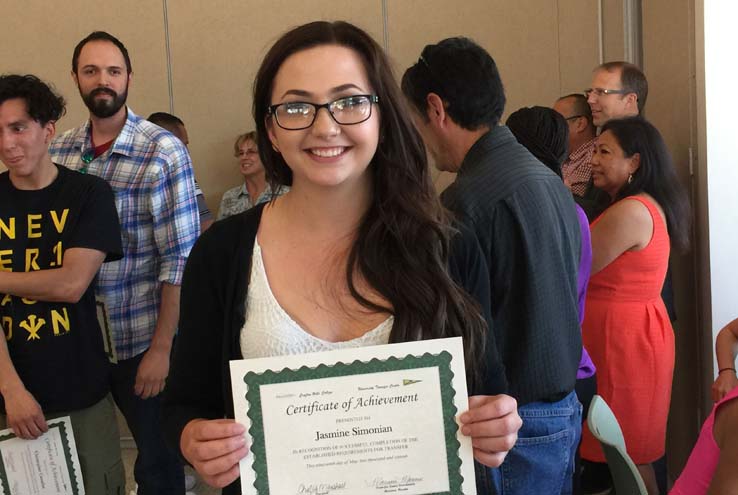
xmin=587 ymin=395 xmax=648 ymax=495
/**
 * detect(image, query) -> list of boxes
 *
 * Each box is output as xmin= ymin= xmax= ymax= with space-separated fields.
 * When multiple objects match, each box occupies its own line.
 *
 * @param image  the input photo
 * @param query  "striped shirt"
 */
xmin=49 ymin=108 xmax=200 ymax=359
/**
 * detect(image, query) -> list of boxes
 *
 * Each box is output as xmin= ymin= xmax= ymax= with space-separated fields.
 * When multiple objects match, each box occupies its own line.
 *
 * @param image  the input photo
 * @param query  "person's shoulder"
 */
xmin=55 ymin=165 xmax=116 ymax=204
xmin=49 ymin=123 xmax=86 ymax=152
xmin=605 ymin=195 xmax=652 ymax=224
xmin=222 ymin=185 xmax=242 ymax=199
xmin=207 ymin=205 xmax=262 ymax=242
xmin=133 ymin=118 xmax=184 ymax=154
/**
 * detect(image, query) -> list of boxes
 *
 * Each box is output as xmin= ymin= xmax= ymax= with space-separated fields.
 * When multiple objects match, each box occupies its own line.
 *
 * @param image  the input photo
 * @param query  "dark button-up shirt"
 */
xmin=441 ymin=126 xmax=582 ymax=405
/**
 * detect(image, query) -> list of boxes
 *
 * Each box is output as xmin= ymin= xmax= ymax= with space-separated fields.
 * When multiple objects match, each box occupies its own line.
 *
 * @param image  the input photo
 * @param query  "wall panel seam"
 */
xmin=162 ymin=0 xmax=175 ymax=113
xmin=382 ymin=0 xmax=389 ymax=51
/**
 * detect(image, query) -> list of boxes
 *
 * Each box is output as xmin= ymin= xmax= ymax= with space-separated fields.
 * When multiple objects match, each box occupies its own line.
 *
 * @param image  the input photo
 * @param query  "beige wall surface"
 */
xmin=387 ymin=0 xmax=602 ymax=188
xmin=643 ymin=0 xmax=702 ymax=477
xmin=1 ymin=0 xmax=706 ymax=477
xmin=0 ymin=0 xmax=608 ymax=206
xmin=0 ymin=1 xmax=170 ymax=135
xmin=166 ymin=0 xmax=384 ymax=212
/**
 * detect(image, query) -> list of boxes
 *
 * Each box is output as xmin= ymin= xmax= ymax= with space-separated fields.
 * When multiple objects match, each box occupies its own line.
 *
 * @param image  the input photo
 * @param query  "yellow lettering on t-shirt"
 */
xmin=21 ymin=298 xmax=37 ymax=305
xmin=0 ymin=218 xmax=15 ymax=240
xmin=27 ymin=214 xmax=42 ymax=238
xmin=51 ymin=307 xmax=70 ymax=335
xmin=1 ymin=316 xmax=11 ymax=341
xmin=50 ymin=241 xmax=63 ymax=267
xmin=19 ymin=314 xmax=44 ymax=340
xmin=0 ymin=250 xmax=12 ymax=271
xmin=50 ymin=209 xmax=69 ymax=234
xmin=0 ymin=294 xmax=10 ymax=307
xmin=25 ymin=248 xmax=40 ymax=271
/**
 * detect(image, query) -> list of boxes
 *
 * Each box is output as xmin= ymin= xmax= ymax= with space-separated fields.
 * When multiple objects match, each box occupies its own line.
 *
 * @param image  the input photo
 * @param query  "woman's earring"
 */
xmin=628 ymin=173 xmax=633 ymax=184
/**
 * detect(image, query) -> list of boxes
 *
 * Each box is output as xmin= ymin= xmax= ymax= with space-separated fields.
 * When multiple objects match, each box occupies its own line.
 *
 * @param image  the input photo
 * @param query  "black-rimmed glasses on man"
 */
xmin=268 ymin=95 xmax=379 ymax=130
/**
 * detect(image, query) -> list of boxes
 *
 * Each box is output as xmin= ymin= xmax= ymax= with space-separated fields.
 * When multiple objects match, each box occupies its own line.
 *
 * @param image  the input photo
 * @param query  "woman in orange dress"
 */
xmin=580 ymin=117 xmax=690 ymax=494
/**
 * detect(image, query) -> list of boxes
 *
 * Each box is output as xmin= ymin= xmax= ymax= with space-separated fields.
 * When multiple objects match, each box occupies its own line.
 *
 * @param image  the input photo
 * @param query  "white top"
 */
xmin=240 ymin=240 xmax=393 ymax=358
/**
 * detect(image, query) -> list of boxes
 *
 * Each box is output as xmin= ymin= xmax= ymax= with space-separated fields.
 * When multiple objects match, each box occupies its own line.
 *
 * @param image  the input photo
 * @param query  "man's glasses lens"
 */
xmin=271 ymin=95 xmax=377 ymax=130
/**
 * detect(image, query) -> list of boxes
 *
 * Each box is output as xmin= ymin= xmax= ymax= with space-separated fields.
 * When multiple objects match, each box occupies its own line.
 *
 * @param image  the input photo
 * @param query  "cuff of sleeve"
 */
xmin=159 ymin=258 xmax=188 ymax=285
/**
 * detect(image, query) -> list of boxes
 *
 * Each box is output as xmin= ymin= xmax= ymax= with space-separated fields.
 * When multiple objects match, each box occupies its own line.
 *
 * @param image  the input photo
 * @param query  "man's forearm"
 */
xmin=150 ymin=282 xmax=180 ymax=352
xmin=0 ymin=328 xmax=26 ymax=397
xmin=0 ymin=248 xmax=105 ymax=303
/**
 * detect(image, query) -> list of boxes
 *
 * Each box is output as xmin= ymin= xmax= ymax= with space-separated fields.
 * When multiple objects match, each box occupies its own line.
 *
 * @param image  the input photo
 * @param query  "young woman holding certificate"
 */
xmin=163 ymin=21 xmax=521 ymax=494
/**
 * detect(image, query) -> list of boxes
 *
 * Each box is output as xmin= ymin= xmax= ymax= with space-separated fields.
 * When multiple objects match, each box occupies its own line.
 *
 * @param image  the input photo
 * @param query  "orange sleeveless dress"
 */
xmin=580 ymin=196 xmax=674 ymax=464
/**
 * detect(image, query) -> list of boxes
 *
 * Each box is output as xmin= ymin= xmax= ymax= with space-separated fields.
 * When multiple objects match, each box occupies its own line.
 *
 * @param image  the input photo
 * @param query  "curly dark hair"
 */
xmin=506 ymin=106 xmax=569 ymax=178
xmin=0 ymin=74 xmax=66 ymax=125
xmin=602 ymin=117 xmax=691 ymax=252
xmin=401 ymin=37 xmax=506 ymax=130
xmin=252 ymin=21 xmax=486 ymax=386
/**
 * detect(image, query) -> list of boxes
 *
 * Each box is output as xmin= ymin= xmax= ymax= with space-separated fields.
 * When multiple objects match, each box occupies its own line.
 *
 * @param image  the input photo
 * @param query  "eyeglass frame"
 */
xmin=584 ymin=87 xmax=632 ymax=98
xmin=564 ymin=114 xmax=585 ymax=121
xmin=267 ymin=94 xmax=380 ymax=131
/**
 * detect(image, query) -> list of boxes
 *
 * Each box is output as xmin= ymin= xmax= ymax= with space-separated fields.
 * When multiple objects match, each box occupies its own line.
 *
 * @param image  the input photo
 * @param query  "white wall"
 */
xmin=702 ymin=1 xmax=738 ymax=372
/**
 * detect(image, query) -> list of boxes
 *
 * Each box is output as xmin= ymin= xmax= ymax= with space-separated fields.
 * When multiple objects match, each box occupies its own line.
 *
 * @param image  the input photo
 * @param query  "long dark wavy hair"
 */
xmin=252 ymin=21 xmax=486 ymax=385
xmin=602 ymin=117 xmax=691 ymax=252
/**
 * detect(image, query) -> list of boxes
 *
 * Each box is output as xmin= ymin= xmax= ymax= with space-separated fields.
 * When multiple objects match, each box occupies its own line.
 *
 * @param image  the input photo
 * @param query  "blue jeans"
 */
xmin=111 ymin=351 xmax=184 ymax=495
xmin=489 ymin=390 xmax=582 ymax=495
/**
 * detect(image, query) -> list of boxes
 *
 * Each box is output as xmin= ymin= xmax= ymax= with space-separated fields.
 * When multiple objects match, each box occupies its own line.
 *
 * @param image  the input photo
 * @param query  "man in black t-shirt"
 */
xmin=0 ymin=74 xmax=124 ymax=494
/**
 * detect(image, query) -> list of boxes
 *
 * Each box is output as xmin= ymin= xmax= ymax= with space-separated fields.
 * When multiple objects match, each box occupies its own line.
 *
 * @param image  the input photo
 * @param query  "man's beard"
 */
xmin=81 ymin=86 xmax=128 ymax=118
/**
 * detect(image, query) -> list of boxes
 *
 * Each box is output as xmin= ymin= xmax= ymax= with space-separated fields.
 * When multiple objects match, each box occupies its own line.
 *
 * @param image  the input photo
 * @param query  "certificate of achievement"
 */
xmin=230 ymin=337 xmax=477 ymax=495
xmin=0 ymin=416 xmax=84 ymax=495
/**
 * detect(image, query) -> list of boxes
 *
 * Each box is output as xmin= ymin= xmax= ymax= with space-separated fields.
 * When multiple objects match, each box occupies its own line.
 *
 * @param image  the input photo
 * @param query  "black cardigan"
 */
xmin=162 ymin=203 xmax=506 ymax=494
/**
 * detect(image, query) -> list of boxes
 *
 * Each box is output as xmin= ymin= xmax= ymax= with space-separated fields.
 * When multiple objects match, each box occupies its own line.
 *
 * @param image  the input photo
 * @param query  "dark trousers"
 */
xmin=111 ymin=351 xmax=184 ymax=495
xmin=573 ymin=374 xmax=597 ymax=494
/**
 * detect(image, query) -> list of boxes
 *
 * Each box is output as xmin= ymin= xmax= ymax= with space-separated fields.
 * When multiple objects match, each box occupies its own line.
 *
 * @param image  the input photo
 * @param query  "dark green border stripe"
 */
xmin=243 ymin=351 xmax=463 ymax=494
xmin=0 ymin=422 xmax=81 ymax=495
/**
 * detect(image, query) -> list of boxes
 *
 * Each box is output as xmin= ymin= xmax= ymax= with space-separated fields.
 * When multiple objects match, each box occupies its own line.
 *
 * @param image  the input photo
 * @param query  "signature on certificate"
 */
xmin=297 ymin=481 xmax=347 ymax=494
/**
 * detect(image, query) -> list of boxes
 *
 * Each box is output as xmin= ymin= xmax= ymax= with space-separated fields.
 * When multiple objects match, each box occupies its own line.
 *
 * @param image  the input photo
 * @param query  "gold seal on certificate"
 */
xmin=230 ymin=337 xmax=477 ymax=494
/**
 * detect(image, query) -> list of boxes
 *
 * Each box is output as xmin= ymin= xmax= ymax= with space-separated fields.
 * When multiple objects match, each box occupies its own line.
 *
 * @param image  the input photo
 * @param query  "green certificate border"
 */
xmin=243 ymin=351 xmax=463 ymax=495
xmin=0 ymin=421 xmax=81 ymax=495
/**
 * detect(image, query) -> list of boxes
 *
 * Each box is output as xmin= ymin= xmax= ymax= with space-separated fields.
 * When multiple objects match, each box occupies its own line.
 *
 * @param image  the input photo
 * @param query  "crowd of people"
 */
xmin=0 ymin=19 xmax=729 ymax=495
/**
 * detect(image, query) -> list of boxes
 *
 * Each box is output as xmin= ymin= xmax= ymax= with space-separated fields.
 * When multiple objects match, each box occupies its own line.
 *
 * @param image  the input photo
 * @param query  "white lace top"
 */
xmin=240 ymin=240 xmax=393 ymax=358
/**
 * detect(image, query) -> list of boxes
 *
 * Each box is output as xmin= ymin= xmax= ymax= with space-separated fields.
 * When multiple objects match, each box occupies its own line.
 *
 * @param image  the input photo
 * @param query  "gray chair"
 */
xmin=587 ymin=395 xmax=648 ymax=495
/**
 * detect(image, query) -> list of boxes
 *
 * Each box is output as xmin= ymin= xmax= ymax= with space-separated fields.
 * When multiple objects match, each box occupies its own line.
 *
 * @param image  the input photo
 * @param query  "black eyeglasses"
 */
xmin=564 ymin=115 xmax=584 ymax=121
xmin=267 ymin=95 xmax=379 ymax=130
xmin=584 ymin=88 xmax=630 ymax=98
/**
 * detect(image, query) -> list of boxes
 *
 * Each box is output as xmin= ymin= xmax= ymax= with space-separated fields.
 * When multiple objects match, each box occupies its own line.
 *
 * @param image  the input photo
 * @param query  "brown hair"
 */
xmin=252 ymin=21 xmax=487 ymax=387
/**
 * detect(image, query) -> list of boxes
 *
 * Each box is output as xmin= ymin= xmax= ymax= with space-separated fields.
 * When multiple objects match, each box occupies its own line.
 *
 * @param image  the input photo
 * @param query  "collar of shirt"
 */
xmin=457 ymin=125 xmax=518 ymax=177
xmin=237 ymin=183 xmax=275 ymax=201
xmin=70 ymin=107 xmax=139 ymax=159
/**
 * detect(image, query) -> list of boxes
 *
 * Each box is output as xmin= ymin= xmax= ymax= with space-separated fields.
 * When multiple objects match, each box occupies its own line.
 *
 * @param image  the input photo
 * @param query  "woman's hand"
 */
xmin=181 ymin=418 xmax=249 ymax=488
xmin=712 ymin=371 xmax=738 ymax=402
xmin=460 ymin=394 xmax=522 ymax=467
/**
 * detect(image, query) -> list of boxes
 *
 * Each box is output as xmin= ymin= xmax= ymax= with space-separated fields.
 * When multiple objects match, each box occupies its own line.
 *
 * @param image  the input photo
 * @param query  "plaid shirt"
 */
xmin=49 ymin=108 xmax=200 ymax=359
xmin=562 ymin=137 xmax=596 ymax=197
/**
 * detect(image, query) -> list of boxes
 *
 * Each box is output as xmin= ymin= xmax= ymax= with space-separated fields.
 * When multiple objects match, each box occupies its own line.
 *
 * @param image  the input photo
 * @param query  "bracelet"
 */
xmin=719 ymin=367 xmax=736 ymax=374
